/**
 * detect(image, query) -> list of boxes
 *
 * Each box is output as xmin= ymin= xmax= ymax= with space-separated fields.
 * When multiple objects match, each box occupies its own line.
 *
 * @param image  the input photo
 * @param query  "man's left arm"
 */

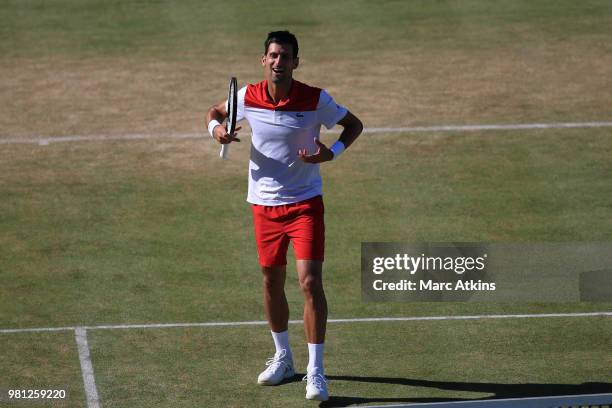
xmin=299 ymin=111 xmax=363 ymax=163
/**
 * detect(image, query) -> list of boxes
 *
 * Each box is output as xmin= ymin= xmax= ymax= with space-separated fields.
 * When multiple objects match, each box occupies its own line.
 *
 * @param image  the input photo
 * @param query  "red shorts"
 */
xmin=251 ymin=195 xmax=325 ymax=267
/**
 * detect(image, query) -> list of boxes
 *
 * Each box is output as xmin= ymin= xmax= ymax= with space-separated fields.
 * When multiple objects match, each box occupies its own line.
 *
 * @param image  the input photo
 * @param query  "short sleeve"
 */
xmin=317 ymin=90 xmax=348 ymax=129
xmin=225 ymin=86 xmax=247 ymax=123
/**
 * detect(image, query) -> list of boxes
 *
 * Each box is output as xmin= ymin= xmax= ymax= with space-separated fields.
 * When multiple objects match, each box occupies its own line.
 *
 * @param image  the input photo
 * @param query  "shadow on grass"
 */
xmin=315 ymin=375 xmax=612 ymax=407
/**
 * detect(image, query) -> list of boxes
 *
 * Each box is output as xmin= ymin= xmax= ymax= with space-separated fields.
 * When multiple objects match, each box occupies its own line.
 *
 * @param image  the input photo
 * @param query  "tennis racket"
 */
xmin=220 ymin=77 xmax=238 ymax=160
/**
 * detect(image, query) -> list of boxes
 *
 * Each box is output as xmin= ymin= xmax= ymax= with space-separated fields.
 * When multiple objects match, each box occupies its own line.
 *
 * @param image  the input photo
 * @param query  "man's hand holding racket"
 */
xmin=212 ymin=124 xmax=241 ymax=145
xmin=206 ymin=77 xmax=241 ymax=160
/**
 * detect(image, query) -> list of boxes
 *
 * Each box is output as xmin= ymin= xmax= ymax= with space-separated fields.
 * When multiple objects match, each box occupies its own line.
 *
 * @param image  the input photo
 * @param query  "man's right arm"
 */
xmin=206 ymin=101 xmax=240 ymax=144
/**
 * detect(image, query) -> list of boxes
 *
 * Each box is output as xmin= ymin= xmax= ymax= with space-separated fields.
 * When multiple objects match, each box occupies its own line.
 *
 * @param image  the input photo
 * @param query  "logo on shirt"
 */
xmin=296 ymin=113 xmax=304 ymax=118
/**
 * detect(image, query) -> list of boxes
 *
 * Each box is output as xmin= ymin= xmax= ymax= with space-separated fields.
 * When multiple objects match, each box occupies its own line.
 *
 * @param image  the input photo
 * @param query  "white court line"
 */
xmin=1 ymin=312 xmax=610 ymax=334
xmin=75 ymin=327 xmax=101 ymax=408
xmin=1 ymin=121 xmax=612 ymax=146
xmin=360 ymin=121 xmax=612 ymax=133
xmin=0 ymin=132 xmax=201 ymax=146
xmin=364 ymin=393 xmax=612 ymax=408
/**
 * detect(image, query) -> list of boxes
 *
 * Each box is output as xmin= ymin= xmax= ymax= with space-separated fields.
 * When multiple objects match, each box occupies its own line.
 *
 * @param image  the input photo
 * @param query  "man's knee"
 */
xmin=262 ymin=267 xmax=286 ymax=293
xmin=299 ymin=273 xmax=323 ymax=297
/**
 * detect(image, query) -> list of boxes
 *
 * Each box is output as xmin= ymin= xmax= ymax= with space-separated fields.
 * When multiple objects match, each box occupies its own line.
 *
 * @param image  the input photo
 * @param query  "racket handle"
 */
xmin=220 ymin=144 xmax=229 ymax=159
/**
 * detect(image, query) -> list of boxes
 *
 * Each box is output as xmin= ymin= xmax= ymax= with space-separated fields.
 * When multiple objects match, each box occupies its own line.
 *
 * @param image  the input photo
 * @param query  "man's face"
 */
xmin=262 ymin=42 xmax=299 ymax=84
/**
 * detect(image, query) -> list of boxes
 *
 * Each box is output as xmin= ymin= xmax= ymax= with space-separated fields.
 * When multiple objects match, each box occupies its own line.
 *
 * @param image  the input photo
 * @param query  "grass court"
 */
xmin=1 ymin=1 xmax=611 ymax=406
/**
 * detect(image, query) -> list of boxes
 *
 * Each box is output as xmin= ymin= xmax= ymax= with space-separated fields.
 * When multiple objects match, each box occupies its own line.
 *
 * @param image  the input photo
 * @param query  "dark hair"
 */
xmin=264 ymin=31 xmax=299 ymax=58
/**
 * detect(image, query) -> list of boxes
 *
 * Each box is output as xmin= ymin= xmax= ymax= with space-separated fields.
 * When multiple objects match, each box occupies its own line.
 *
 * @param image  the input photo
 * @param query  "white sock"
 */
xmin=307 ymin=342 xmax=324 ymax=374
xmin=271 ymin=330 xmax=291 ymax=358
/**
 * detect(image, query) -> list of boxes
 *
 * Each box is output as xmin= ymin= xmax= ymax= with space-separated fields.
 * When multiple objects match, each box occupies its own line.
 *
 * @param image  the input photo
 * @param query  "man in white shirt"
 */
xmin=206 ymin=31 xmax=363 ymax=402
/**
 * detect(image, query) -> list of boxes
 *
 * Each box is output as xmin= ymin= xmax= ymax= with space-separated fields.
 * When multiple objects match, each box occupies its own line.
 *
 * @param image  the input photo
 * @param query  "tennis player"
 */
xmin=205 ymin=31 xmax=363 ymax=401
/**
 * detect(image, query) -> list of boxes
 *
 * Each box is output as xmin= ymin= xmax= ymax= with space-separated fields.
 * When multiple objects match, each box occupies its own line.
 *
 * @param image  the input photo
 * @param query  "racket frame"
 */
xmin=220 ymin=77 xmax=238 ymax=159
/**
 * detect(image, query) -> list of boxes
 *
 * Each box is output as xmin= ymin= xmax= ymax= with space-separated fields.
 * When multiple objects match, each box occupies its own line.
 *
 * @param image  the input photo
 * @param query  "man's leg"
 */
xmin=257 ymin=265 xmax=295 ymax=385
xmin=297 ymin=260 xmax=327 ymax=344
xmin=297 ymin=259 xmax=329 ymax=401
xmin=253 ymin=199 xmax=295 ymax=385
xmin=261 ymin=265 xmax=289 ymax=333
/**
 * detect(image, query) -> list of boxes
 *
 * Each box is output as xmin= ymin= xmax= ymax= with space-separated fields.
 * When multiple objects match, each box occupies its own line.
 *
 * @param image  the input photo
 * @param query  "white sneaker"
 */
xmin=303 ymin=372 xmax=329 ymax=401
xmin=257 ymin=349 xmax=295 ymax=385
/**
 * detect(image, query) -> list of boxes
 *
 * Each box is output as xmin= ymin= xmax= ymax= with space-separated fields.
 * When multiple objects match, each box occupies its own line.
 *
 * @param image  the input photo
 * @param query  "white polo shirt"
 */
xmin=231 ymin=80 xmax=348 ymax=206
